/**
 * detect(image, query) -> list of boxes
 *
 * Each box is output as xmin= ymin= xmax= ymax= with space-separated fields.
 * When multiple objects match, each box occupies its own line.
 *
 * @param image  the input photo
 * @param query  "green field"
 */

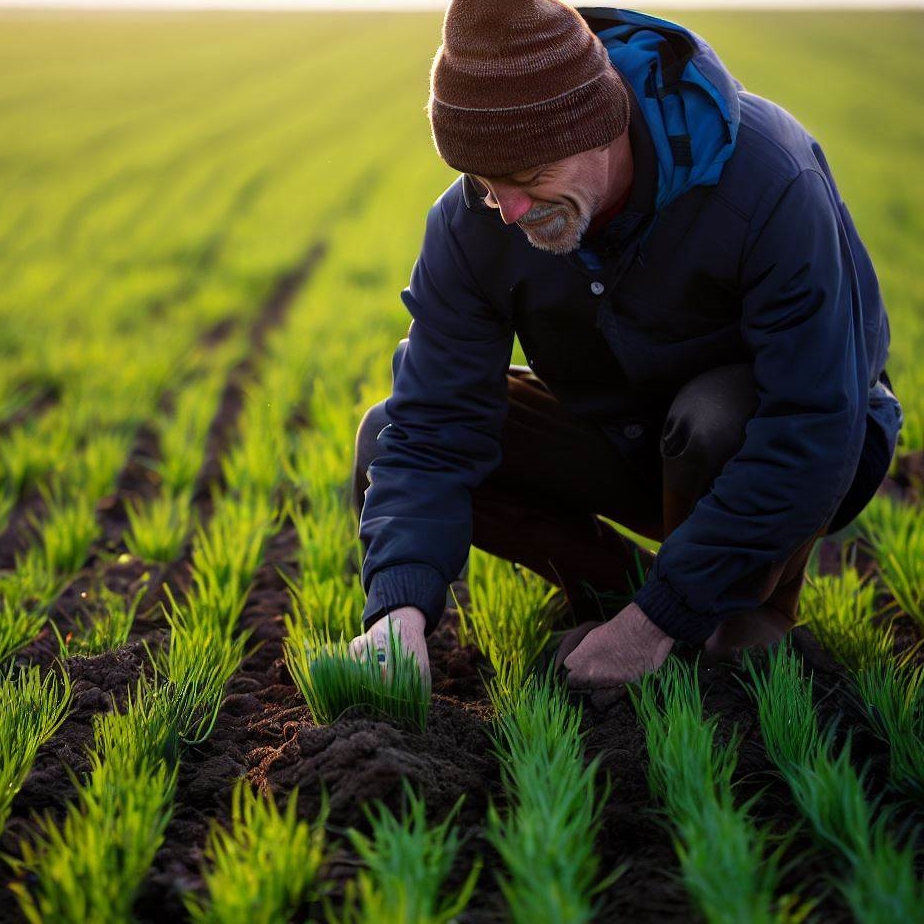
xmin=1 ymin=9 xmax=923 ymax=923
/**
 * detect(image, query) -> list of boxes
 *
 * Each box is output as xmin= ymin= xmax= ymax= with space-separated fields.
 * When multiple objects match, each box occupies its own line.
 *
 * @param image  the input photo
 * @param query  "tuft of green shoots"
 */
xmin=54 ymin=582 xmax=146 ymax=658
xmin=124 ymin=490 xmax=193 ymax=564
xmin=838 ymin=818 xmax=924 ymax=924
xmin=31 ymin=486 xmax=99 ymax=579
xmin=453 ymin=548 xmax=558 ymax=703
xmin=184 ymin=778 xmax=329 ymax=924
xmin=148 ymin=593 xmax=250 ymax=745
xmin=189 ymin=489 xmax=278 ymax=621
xmin=742 ymin=643 xmax=824 ymax=771
xmin=7 ymin=748 xmax=177 ymax=924
xmin=283 ymin=615 xmax=430 ymax=729
xmin=0 ymin=598 xmax=48 ymax=664
xmin=857 ymin=496 xmax=924 ymax=628
xmin=289 ymin=499 xmax=361 ymax=584
xmin=284 ymin=571 xmax=366 ymax=642
xmin=338 ymin=781 xmax=479 ymax=924
xmin=850 ymin=660 xmax=924 ymax=802
xmin=631 ymin=657 xmax=801 ymax=924
xmin=796 ymin=568 xmax=896 ymax=671
xmin=0 ymin=665 xmax=72 ymax=831
xmin=486 ymin=670 xmax=618 ymax=924
xmin=155 ymin=373 xmax=225 ymax=495
xmin=744 ymin=643 xmax=924 ymax=920
xmin=219 ymin=392 xmax=286 ymax=495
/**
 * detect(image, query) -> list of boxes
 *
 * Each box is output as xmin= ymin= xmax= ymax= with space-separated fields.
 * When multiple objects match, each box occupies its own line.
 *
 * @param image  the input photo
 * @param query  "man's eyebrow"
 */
xmin=473 ymin=168 xmax=544 ymax=188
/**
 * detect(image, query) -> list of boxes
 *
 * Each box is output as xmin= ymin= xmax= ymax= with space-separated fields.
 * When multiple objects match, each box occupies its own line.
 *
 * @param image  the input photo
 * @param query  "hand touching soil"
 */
xmin=348 ymin=606 xmax=432 ymax=690
xmin=563 ymin=602 xmax=674 ymax=688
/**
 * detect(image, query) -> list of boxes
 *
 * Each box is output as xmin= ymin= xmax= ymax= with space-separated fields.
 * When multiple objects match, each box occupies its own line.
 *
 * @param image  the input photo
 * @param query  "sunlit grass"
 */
xmin=283 ymin=615 xmax=430 ymax=729
xmin=339 ymin=783 xmax=479 ymax=924
xmin=797 ymin=568 xmax=899 ymax=671
xmin=856 ymin=495 xmax=924 ymax=627
xmin=55 ymin=582 xmax=145 ymax=658
xmin=850 ymin=660 xmax=924 ymax=803
xmin=631 ymin=657 xmax=802 ymax=923
xmin=185 ymin=779 xmax=329 ymax=924
xmin=743 ymin=643 xmax=924 ymax=921
xmin=486 ymin=671 xmax=617 ymax=924
xmin=454 ymin=548 xmax=558 ymax=704
xmin=0 ymin=665 xmax=72 ymax=832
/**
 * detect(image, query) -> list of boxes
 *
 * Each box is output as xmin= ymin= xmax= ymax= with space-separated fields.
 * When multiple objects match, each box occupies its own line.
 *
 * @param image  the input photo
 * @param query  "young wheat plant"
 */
xmin=338 ymin=782 xmax=479 ymax=924
xmin=184 ymin=778 xmax=329 ymax=924
xmin=486 ymin=670 xmax=618 ymax=924
xmin=850 ymin=660 xmax=924 ymax=802
xmin=796 ymin=568 xmax=896 ymax=671
xmin=454 ymin=547 xmax=558 ymax=703
xmin=631 ymin=657 xmax=803 ymax=924
xmin=0 ymin=665 xmax=72 ymax=831
xmin=857 ymin=495 xmax=924 ymax=628
xmin=284 ymin=614 xmax=430 ymax=729
xmin=744 ymin=643 xmax=924 ymax=922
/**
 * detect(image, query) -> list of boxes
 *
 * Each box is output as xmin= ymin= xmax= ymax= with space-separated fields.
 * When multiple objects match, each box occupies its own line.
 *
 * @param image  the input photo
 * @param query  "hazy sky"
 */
xmin=1 ymin=0 xmax=920 ymax=9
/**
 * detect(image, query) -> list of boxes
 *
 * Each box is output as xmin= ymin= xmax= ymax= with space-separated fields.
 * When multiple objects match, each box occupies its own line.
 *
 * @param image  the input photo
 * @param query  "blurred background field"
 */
xmin=0 ymin=7 xmax=922 ymax=453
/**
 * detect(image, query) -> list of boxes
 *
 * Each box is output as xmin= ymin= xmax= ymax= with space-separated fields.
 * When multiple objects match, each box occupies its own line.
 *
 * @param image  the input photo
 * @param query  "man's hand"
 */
xmin=562 ymin=602 xmax=673 ymax=688
xmin=348 ymin=606 xmax=431 ymax=690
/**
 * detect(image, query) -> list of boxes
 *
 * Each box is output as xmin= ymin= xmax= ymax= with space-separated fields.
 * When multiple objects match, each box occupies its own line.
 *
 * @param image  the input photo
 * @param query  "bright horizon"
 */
xmin=1 ymin=0 xmax=921 ymax=9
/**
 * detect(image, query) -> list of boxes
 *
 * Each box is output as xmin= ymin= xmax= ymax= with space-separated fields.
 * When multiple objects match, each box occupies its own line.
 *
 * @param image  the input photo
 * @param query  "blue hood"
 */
xmin=583 ymin=8 xmax=742 ymax=211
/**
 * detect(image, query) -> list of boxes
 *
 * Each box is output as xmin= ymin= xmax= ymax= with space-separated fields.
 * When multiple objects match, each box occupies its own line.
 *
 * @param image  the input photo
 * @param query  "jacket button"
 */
xmin=622 ymin=423 xmax=645 ymax=439
xmin=590 ymin=281 xmax=605 ymax=295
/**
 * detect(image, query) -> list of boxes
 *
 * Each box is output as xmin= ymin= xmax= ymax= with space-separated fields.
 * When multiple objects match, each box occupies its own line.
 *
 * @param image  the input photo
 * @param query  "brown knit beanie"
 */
xmin=428 ymin=0 xmax=630 ymax=178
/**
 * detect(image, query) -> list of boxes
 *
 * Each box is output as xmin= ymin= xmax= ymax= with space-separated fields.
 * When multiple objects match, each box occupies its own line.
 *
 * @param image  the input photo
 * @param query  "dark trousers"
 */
xmin=352 ymin=339 xmax=892 ymax=640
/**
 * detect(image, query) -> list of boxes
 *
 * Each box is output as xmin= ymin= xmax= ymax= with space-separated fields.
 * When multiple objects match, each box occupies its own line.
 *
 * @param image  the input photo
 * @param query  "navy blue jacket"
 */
xmin=359 ymin=8 xmax=904 ymax=645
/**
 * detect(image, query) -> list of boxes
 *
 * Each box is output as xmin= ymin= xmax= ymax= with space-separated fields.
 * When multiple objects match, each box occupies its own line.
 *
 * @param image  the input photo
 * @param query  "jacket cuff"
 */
xmin=633 ymin=575 xmax=719 ymax=645
xmin=362 ymin=563 xmax=447 ymax=637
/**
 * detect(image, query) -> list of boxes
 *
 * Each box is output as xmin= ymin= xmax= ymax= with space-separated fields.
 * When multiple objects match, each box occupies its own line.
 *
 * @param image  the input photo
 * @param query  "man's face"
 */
xmin=470 ymin=145 xmax=610 ymax=255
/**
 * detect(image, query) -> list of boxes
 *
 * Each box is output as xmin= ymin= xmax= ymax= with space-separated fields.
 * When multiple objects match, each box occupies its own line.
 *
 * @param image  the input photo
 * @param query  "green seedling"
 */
xmin=0 ymin=598 xmax=48 ymax=665
xmin=0 ymin=416 xmax=73 ymax=500
xmin=486 ymin=670 xmax=620 ymax=924
xmin=857 ymin=496 xmax=924 ymax=628
xmin=219 ymin=383 xmax=288 ymax=495
xmin=155 ymin=373 xmax=225 ymax=495
xmin=288 ymin=498 xmax=361 ymax=584
xmin=0 ymin=664 xmax=72 ymax=831
xmin=149 ymin=592 xmax=250 ymax=745
xmin=7 ymin=748 xmax=177 ymax=924
xmin=189 ymin=489 xmax=278 ymax=621
xmin=797 ymin=567 xmax=897 ymax=671
xmin=71 ymin=430 xmax=131 ymax=501
xmin=284 ymin=427 xmax=353 ymax=510
xmin=283 ymin=614 xmax=430 ymax=729
xmin=338 ymin=781 xmax=479 ymax=924
xmin=850 ymin=660 xmax=924 ymax=802
xmin=30 ymin=486 xmax=98 ymax=579
xmin=744 ymin=644 xmax=924 ymax=919
xmin=54 ymin=581 xmax=146 ymax=658
xmin=284 ymin=571 xmax=366 ymax=642
xmin=125 ymin=490 xmax=193 ymax=563
xmin=185 ymin=778 xmax=329 ymax=924
xmin=632 ymin=657 xmax=802 ymax=924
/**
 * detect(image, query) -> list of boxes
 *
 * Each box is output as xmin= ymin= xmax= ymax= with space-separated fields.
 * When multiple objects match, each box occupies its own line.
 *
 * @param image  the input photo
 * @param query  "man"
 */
xmin=348 ymin=2 xmax=903 ymax=689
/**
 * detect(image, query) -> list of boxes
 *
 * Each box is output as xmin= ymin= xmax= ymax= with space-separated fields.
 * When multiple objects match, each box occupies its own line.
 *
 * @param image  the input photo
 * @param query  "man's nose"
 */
xmin=495 ymin=187 xmax=533 ymax=225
